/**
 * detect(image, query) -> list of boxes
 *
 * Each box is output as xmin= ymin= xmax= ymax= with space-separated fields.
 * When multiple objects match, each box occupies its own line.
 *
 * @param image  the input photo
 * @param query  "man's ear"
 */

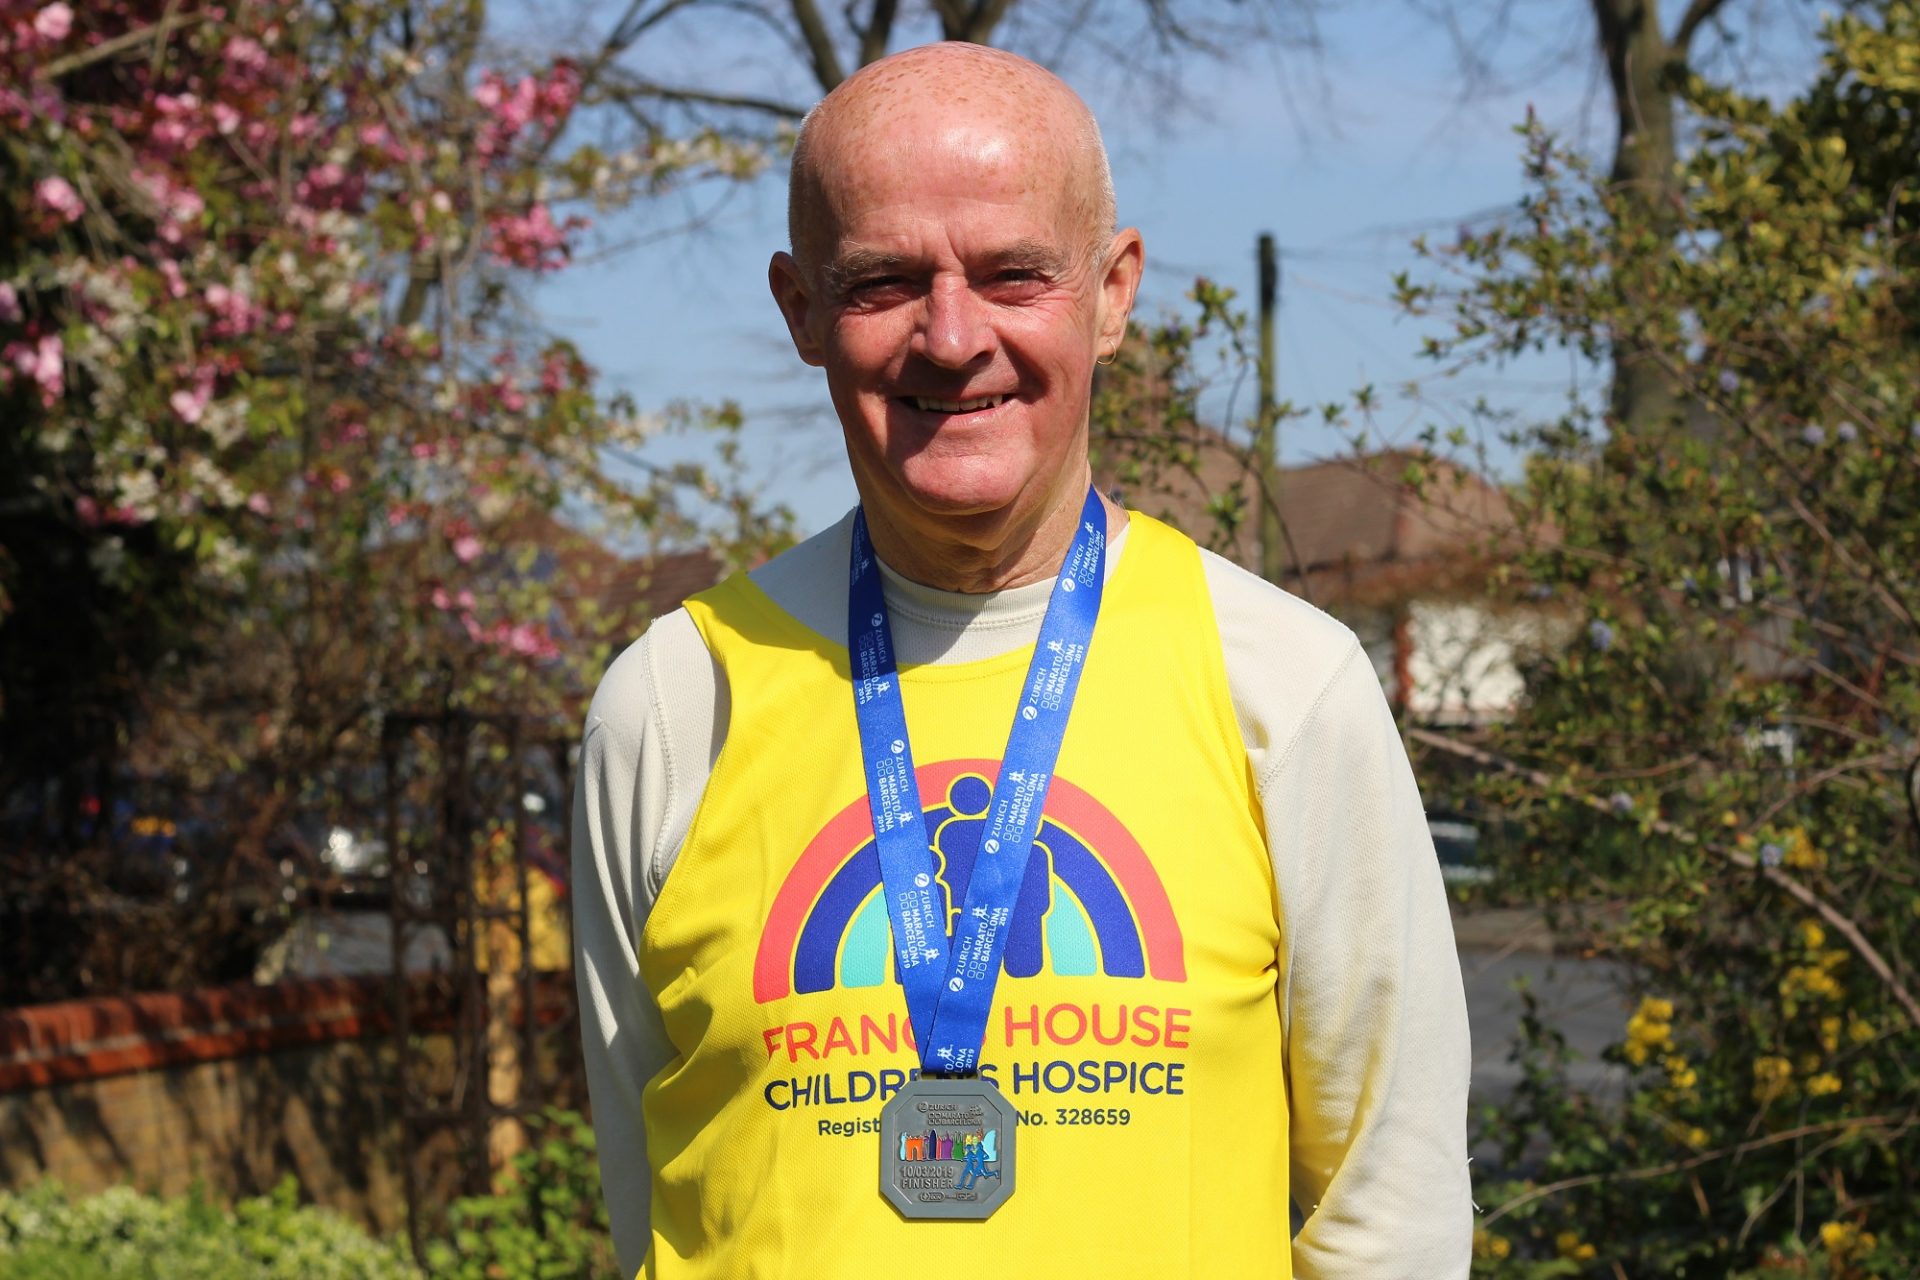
xmin=1095 ymin=228 xmax=1145 ymax=356
xmin=769 ymin=252 xmax=827 ymax=368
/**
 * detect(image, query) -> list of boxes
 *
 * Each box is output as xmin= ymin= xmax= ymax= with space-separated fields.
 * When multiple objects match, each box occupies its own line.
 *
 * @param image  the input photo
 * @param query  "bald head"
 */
xmin=787 ymin=43 xmax=1116 ymax=276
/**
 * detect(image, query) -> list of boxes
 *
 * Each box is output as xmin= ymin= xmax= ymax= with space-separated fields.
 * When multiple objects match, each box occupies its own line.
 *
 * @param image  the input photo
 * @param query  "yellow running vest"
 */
xmin=645 ymin=513 xmax=1290 ymax=1279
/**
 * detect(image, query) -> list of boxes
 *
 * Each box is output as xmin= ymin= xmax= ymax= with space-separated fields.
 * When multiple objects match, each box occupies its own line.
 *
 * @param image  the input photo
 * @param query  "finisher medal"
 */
xmin=879 ymin=1075 xmax=1018 ymax=1218
xmin=847 ymin=486 xmax=1109 ymax=1221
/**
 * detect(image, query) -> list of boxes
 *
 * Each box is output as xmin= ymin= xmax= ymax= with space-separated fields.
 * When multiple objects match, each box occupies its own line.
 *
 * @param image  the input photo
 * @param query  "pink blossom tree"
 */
xmin=0 ymin=0 xmax=786 ymax=998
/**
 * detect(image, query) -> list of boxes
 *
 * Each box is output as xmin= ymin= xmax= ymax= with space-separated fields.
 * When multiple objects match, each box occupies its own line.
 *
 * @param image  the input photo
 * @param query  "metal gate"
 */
xmin=380 ymin=705 xmax=577 ymax=1262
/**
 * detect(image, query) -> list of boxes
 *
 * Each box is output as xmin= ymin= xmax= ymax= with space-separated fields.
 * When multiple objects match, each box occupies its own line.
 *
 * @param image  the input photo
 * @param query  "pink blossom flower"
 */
xmin=539 ymin=350 xmax=573 ymax=394
xmin=387 ymin=503 xmax=410 ymax=527
xmin=223 ymin=36 xmax=268 ymax=72
xmin=486 ymin=203 xmax=575 ymax=271
xmin=327 ymin=470 xmax=351 ymax=493
xmin=246 ymin=493 xmax=272 ymax=515
xmin=133 ymin=170 xmax=204 ymax=239
xmin=170 ymin=383 xmax=210 ymax=423
xmin=33 ymin=3 xmax=73 ymax=42
xmin=35 ymin=175 xmax=83 ymax=223
xmin=157 ymin=259 xmax=188 ymax=298
xmin=212 ymin=103 xmax=241 ymax=135
xmin=452 ymin=534 xmax=483 ymax=563
xmin=506 ymin=622 xmax=557 ymax=658
xmin=431 ymin=586 xmax=453 ymax=610
xmin=0 ymin=283 xmax=21 ymax=324
xmin=203 ymin=282 xmax=261 ymax=335
xmin=169 ymin=186 xmax=205 ymax=224
xmin=7 ymin=334 xmax=64 ymax=404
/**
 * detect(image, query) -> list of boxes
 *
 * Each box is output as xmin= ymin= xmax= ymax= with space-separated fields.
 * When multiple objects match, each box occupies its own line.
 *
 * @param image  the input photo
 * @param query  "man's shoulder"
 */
xmin=1194 ymin=544 xmax=1363 ymax=672
xmin=1191 ymin=544 xmax=1376 ymax=772
xmin=583 ymin=608 xmax=707 ymax=742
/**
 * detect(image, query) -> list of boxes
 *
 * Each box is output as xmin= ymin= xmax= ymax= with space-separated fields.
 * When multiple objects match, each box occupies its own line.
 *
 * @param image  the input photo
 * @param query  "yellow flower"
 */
xmin=1753 ymin=1055 xmax=1794 ymax=1102
xmin=1806 ymin=1072 xmax=1842 ymax=1097
xmin=1686 ymin=1127 xmax=1710 ymax=1149
xmin=1848 ymin=1016 xmax=1875 ymax=1045
xmin=1473 ymin=1229 xmax=1513 ymax=1260
xmin=1663 ymin=1055 xmax=1698 ymax=1090
xmin=1555 ymin=1231 xmax=1598 ymax=1262
xmin=1819 ymin=1016 xmax=1842 ymax=1053
xmin=1783 ymin=828 xmax=1826 ymax=869
xmin=1721 ymin=809 xmax=1740 ymax=828
xmin=1781 ymin=965 xmax=1842 ymax=1002
xmin=1818 ymin=1220 xmax=1875 ymax=1258
xmin=1623 ymin=1039 xmax=1649 ymax=1066
xmin=1799 ymin=919 xmax=1825 ymax=949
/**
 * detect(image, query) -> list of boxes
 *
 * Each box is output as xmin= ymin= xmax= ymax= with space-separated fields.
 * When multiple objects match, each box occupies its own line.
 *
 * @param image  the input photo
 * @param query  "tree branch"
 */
xmin=1671 ymin=0 xmax=1735 ymax=56
xmin=1406 ymin=727 xmax=1920 ymax=1032
xmin=597 ymin=72 xmax=807 ymax=120
xmin=958 ymin=0 xmax=1017 ymax=44
xmin=34 ymin=11 xmax=208 ymax=80
xmin=1481 ymin=1112 xmax=1918 ymax=1227
xmin=852 ymin=0 xmax=899 ymax=67
xmin=789 ymin=0 xmax=847 ymax=91
xmin=930 ymin=0 xmax=969 ymax=40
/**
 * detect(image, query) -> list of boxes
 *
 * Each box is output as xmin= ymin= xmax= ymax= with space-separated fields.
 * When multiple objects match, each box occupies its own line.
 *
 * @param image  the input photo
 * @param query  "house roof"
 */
xmin=1099 ymin=437 xmax=1521 ymax=608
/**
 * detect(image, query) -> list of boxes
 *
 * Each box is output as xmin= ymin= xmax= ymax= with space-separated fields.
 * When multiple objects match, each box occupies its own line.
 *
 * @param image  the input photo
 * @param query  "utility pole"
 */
xmin=1254 ymin=233 xmax=1286 ymax=584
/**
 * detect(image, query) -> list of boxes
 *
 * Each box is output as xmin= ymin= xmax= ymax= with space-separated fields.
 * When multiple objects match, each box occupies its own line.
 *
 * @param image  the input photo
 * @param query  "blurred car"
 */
xmin=1430 ymin=815 xmax=1492 ymax=886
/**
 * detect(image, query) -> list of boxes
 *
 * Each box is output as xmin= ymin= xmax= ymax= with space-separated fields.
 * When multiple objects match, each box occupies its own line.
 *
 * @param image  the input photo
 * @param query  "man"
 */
xmin=574 ymin=42 xmax=1471 ymax=1279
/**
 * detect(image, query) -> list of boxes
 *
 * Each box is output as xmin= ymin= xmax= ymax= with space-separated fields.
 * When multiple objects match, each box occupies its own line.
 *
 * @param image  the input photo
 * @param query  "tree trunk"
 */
xmin=1591 ymin=0 xmax=1687 ymax=436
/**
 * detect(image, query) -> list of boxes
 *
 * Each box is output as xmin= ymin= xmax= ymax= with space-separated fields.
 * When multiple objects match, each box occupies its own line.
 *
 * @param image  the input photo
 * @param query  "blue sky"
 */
xmin=523 ymin=1 xmax=1822 ymax=536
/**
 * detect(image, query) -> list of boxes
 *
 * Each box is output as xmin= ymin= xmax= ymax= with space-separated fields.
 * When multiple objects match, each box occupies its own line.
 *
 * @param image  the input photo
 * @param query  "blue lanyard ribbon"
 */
xmin=848 ymin=487 xmax=1108 ymax=1074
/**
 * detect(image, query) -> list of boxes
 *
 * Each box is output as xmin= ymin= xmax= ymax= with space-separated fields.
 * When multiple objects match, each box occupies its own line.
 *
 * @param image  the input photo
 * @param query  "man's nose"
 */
xmin=917 ymin=277 xmax=994 ymax=368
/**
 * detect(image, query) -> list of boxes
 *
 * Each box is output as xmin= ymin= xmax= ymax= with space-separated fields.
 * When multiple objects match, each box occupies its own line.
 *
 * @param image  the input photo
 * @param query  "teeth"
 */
xmin=912 ymin=395 xmax=1006 ymax=413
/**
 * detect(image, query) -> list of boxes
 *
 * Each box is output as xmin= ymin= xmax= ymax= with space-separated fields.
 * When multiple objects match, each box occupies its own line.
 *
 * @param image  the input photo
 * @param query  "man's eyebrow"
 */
xmin=979 ymin=240 xmax=1072 ymax=276
xmin=820 ymin=241 xmax=1073 ymax=294
xmin=821 ymin=249 xmax=911 ymax=293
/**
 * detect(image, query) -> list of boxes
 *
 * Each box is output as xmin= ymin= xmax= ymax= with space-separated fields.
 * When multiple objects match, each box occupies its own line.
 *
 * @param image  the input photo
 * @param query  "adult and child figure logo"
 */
xmin=899 ymin=1126 xmax=1001 ymax=1190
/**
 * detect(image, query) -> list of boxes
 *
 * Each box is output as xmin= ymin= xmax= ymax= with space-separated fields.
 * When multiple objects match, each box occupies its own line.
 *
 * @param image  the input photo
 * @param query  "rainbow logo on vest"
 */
xmin=753 ymin=758 xmax=1186 ymax=1003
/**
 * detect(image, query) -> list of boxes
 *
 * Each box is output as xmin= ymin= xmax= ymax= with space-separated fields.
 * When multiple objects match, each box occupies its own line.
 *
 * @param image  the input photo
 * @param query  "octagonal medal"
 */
xmin=879 ymin=1076 xmax=1017 ymax=1220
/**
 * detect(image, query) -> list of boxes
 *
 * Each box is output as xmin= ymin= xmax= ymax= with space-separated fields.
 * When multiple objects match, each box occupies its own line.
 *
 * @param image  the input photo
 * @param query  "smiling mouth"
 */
xmin=905 ymin=394 xmax=1008 ymax=414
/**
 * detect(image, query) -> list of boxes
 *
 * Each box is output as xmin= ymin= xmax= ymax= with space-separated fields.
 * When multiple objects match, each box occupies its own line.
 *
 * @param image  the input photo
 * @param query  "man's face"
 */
xmin=772 ymin=125 xmax=1139 ymax=539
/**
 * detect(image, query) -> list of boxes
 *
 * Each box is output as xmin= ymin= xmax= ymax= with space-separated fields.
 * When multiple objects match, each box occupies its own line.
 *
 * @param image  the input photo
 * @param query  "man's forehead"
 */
xmin=788 ymin=44 xmax=1112 ymax=271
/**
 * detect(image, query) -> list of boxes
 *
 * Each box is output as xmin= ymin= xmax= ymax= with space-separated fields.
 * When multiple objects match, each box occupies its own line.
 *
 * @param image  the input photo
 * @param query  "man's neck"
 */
xmin=861 ymin=480 xmax=1127 ymax=594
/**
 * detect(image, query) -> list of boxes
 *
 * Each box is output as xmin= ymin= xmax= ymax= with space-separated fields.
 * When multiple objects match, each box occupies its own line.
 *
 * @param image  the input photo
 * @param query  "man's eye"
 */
xmin=849 ymin=276 xmax=905 ymax=294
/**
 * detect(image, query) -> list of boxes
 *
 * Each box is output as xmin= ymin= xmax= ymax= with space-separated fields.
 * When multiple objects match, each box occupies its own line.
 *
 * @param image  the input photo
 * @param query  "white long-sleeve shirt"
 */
xmin=572 ymin=511 xmax=1472 ymax=1278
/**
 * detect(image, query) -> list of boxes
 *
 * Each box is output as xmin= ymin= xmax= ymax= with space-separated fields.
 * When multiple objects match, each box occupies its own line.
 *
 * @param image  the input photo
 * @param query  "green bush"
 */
xmin=424 ymin=1109 xmax=620 ymax=1280
xmin=0 ymin=1179 xmax=419 ymax=1279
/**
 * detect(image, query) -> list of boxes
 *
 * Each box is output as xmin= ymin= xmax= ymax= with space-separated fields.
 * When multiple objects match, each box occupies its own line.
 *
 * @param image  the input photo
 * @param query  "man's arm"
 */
xmin=1199 ymin=552 xmax=1472 ymax=1278
xmin=572 ymin=616 xmax=715 ymax=1280
xmin=1265 ymin=641 xmax=1473 ymax=1277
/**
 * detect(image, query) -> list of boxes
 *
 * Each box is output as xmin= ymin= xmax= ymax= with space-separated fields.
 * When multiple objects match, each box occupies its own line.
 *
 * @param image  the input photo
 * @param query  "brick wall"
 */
xmin=0 ymin=976 xmax=482 ymax=1234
